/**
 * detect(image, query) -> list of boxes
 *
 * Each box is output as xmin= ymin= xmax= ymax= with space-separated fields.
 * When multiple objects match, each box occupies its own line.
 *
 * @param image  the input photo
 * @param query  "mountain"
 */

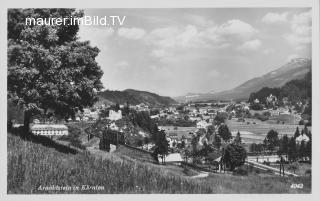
xmin=174 ymin=58 xmax=311 ymax=102
xmin=97 ymin=89 xmax=177 ymax=107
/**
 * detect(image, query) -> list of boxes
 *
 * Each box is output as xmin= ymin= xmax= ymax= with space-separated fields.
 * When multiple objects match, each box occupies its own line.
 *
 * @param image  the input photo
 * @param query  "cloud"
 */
xmin=284 ymin=10 xmax=311 ymax=50
xmin=262 ymin=48 xmax=274 ymax=54
xmin=115 ymin=61 xmax=129 ymax=67
xmin=261 ymin=12 xmax=288 ymax=24
xmin=238 ymin=39 xmax=262 ymax=51
xmin=147 ymin=19 xmax=257 ymax=51
xmin=184 ymin=14 xmax=214 ymax=27
xmin=78 ymin=26 xmax=114 ymax=47
xmin=216 ymin=19 xmax=258 ymax=39
xmin=118 ymin=27 xmax=146 ymax=40
xmin=147 ymin=25 xmax=207 ymax=49
xmin=208 ymin=69 xmax=221 ymax=78
xmin=286 ymin=54 xmax=302 ymax=63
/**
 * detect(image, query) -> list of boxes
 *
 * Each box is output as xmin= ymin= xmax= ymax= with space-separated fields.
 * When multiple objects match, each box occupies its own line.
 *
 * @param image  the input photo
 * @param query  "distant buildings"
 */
xmin=196 ymin=120 xmax=210 ymax=129
xmin=253 ymin=99 xmax=260 ymax=104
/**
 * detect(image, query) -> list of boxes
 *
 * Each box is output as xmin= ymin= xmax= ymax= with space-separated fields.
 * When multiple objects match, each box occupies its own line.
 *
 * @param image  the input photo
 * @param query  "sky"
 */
xmin=78 ymin=8 xmax=312 ymax=97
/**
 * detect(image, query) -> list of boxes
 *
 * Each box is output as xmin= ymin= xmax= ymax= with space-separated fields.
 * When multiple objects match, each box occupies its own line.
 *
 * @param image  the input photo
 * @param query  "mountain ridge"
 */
xmin=174 ymin=58 xmax=311 ymax=102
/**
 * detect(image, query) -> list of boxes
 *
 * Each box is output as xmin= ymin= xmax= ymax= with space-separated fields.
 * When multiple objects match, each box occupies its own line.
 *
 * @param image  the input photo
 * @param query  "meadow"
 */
xmin=7 ymin=132 xmax=311 ymax=194
xmin=226 ymin=119 xmax=309 ymax=143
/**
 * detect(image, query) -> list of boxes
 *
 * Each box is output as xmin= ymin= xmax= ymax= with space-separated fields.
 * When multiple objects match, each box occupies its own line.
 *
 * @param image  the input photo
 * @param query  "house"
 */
xmin=196 ymin=120 xmax=210 ymax=129
xmin=295 ymin=134 xmax=310 ymax=144
xmin=108 ymin=110 xmax=122 ymax=121
xmin=160 ymin=153 xmax=183 ymax=165
xmin=109 ymin=122 xmax=119 ymax=131
xmin=30 ymin=124 xmax=68 ymax=136
xmin=167 ymin=133 xmax=179 ymax=147
xmin=150 ymin=114 xmax=160 ymax=119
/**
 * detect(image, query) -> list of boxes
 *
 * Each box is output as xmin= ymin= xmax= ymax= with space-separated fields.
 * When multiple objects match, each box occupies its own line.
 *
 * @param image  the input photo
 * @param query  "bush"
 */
xmin=233 ymin=166 xmax=248 ymax=176
xmin=250 ymin=103 xmax=263 ymax=110
xmin=263 ymin=161 xmax=271 ymax=166
xmin=305 ymin=169 xmax=311 ymax=175
xmin=263 ymin=111 xmax=271 ymax=117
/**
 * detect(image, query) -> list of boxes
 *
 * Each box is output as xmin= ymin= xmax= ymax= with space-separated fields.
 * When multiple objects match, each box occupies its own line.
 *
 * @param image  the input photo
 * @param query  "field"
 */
xmin=159 ymin=126 xmax=196 ymax=139
xmin=226 ymin=119 xmax=309 ymax=143
xmin=7 ymin=132 xmax=311 ymax=194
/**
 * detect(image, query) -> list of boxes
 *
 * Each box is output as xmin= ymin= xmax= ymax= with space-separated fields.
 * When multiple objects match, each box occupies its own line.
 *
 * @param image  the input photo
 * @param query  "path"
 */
xmin=246 ymin=160 xmax=299 ymax=177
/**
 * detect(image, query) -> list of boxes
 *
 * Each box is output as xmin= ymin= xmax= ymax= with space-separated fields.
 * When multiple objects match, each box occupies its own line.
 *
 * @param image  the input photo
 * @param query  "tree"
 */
xmin=214 ymin=113 xmax=228 ymax=125
xmin=294 ymin=127 xmax=300 ymax=139
xmin=154 ymin=130 xmax=169 ymax=164
xmin=114 ymin=103 xmax=120 ymax=112
xmin=306 ymin=140 xmax=311 ymax=162
xmin=288 ymin=137 xmax=298 ymax=162
xmin=213 ymin=134 xmax=222 ymax=148
xmin=263 ymin=130 xmax=279 ymax=151
xmin=222 ymin=143 xmax=247 ymax=171
xmin=234 ymin=131 xmax=242 ymax=145
xmin=218 ymin=124 xmax=232 ymax=141
xmin=143 ymin=137 xmax=150 ymax=145
xmin=8 ymin=9 xmax=103 ymax=131
xmin=207 ymin=125 xmax=215 ymax=136
xmin=298 ymin=140 xmax=307 ymax=160
xmin=278 ymin=135 xmax=289 ymax=158
xmin=288 ymin=162 xmax=299 ymax=174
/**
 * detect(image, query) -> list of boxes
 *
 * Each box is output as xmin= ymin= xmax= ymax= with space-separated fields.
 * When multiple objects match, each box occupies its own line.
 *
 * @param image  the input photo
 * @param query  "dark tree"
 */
xmin=207 ymin=125 xmax=215 ymax=135
xmin=288 ymin=137 xmax=298 ymax=162
xmin=298 ymin=140 xmax=307 ymax=160
xmin=294 ymin=127 xmax=300 ymax=139
xmin=218 ymin=124 xmax=232 ymax=141
xmin=306 ymin=140 xmax=311 ymax=162
xmin=278 ymin=135 xmax=289 ymax=158
xmin=213 ymin=134 xmax=222 ymax=148
xmin=263 ymin=129 xmax=279 ymax=151
xmin=8 ymin=9 xmax=103 ymax=131
xmin=154 ymin=130 xmax=169 ymax=164
xmin=222 ymin=143 xmax=247 ymax=171
xmin=214 ymin=113 xmax=228 ymax=125
xmin=114 ymin=103 xmax=120 ymax=112
xmin=234 ymin=131 xmax=242 ymax=145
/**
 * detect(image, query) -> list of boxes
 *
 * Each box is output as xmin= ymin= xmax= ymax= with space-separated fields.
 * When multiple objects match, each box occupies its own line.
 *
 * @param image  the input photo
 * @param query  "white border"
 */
xmin=0 ymin=1 xmax=319 ymax=201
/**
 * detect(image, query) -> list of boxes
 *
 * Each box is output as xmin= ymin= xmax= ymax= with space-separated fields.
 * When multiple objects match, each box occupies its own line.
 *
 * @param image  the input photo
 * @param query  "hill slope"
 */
xmin=175 ymin=58 xmax=311 ymax=102
xmin=8 ymin=132 xmax=311 ymax=193
xmin=97 ymin=89 xmax=177 ymax=107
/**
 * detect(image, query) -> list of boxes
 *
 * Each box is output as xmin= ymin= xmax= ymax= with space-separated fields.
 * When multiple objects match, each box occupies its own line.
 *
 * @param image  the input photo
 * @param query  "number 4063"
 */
xmin=290 ymin=183 xmax=303 ymax=189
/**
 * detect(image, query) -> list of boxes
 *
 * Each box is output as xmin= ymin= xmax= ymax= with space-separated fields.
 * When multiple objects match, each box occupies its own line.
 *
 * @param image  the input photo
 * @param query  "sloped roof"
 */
xmin=30 ymin=124 xmax=68 ymax=130
xmin=163 ymin=153 xmax=183 ymax=162
xmin=296 ymin=134 xmax=310 ymax=142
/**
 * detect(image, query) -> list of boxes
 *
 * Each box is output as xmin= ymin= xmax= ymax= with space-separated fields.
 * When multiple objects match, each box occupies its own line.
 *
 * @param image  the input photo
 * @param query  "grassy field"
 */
xmin=226 ymin=119 xmax=309 ymax=143
xmin=160 ymin=126 xmax=196 ymax=139
xmin=7 ymin=132 xmax=311 ymax=194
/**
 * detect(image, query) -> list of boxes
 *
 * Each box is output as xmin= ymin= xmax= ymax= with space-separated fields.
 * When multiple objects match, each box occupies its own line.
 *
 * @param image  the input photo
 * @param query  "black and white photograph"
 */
xmin=3 ymin=0 xmax=320 ymax=197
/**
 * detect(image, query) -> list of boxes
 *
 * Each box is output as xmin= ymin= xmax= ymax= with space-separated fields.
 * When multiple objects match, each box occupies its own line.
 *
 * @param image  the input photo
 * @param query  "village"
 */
xmin=21 ymin=92 xmax=312 ymax=178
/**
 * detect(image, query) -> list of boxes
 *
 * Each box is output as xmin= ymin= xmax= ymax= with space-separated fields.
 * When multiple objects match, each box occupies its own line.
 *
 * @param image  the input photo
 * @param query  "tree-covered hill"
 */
xmin=248 ymin=71 xmax=311 ymax=105
xmin=98 ymin=89 xmax=177 ymax=107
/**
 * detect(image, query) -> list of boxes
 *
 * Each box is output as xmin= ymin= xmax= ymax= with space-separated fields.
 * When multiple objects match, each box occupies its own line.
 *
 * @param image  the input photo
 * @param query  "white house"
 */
xmin=196 ymin=120 xmax=210 ymax=129
xmin=159 ymin=153 xmax=183 ymax=165
xmin=30 ymin=124 xmax=68 ymax=136
xmin=253 ymin=99 xmax=260 ymax=104
xmin=295 ymin=134 xmax=310 ymax=144
xmin=108 ymin=110 xmax=122 ymax=121
xmin=109 ymin=122 xmax=119 ymax=131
